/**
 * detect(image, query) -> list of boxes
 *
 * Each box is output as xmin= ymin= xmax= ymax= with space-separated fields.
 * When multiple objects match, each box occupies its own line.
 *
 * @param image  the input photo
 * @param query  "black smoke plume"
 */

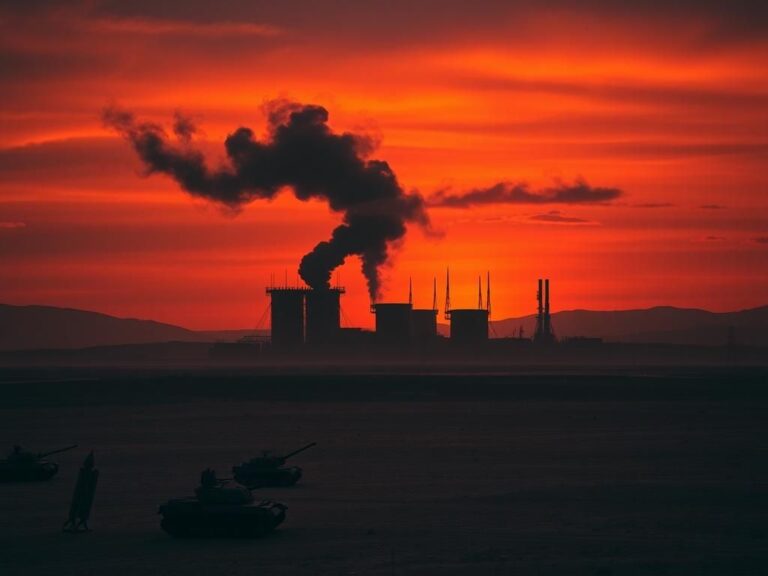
xmin=103 ymin=100 xmax=429 ymax=299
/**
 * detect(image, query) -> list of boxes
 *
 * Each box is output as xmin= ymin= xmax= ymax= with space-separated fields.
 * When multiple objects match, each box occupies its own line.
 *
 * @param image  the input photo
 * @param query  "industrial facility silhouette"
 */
xmin=248 ymin=274 xmax=560 ymax=360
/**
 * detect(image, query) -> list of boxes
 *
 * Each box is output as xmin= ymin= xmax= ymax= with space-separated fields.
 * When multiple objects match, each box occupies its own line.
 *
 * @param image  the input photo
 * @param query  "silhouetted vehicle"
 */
xmin=158 ymin=469 xmax=286 ymax=538
xmin=0 ymin=444 xmax=78 ymax=482
xmin=233 ymin=442 xmax=316 ymax=488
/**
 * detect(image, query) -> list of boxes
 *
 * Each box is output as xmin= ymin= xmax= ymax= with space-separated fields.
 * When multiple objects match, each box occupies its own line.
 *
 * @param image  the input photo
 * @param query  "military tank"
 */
xmin=0 ymin=444 xmax=78 ymax=482
xmin=233 ymin=442 xmax=316 ymax=489
xmin=159 ymin=469 xmax=287 ymax=538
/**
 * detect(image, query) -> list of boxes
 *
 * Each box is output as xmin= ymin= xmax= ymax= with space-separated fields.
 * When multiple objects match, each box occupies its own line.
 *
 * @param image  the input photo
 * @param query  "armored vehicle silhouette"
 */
xmin=0 ymin=444 xmax=77 ymax=482
xmin=159 ymin=469 xmax=287 ymax=538
xmin=233 ymin=442 xmax=316 ymax=488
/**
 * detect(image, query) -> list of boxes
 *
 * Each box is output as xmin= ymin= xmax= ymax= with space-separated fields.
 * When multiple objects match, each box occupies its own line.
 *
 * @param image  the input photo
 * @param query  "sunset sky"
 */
xmin=1 ymin=1 xmax=767 ymax=329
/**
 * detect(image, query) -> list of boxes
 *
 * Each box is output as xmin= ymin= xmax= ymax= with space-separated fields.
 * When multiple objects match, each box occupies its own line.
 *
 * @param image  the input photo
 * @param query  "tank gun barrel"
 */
xmin=38 ymin=444 xmax=78 ymax=458
xmin=283 ymin=442 xmax=317 ymax=460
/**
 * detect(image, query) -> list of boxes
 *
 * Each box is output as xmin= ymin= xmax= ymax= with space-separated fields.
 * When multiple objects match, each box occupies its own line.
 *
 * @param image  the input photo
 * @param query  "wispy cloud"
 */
xmin=0 ymin=221 xmax=26 ymax=229
xmin=86 ymin=17 xmax=282 ymax=38
xmin=530 ymin=210 xmax=593 ymax=224
xmin=700 ymin=204 xmax=727 ymax=209
xmin=429 ymin=179 xmax=622 ymax=208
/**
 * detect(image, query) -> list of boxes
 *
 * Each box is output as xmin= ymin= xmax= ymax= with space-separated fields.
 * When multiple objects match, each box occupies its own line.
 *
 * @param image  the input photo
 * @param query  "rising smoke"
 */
xmin=103 ymin=100 xmax=429 ymax=299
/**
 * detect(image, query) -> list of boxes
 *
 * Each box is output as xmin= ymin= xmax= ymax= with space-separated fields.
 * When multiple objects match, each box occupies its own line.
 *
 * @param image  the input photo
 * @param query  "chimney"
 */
xmin=537 ymin=278 xmax=543 ymax=317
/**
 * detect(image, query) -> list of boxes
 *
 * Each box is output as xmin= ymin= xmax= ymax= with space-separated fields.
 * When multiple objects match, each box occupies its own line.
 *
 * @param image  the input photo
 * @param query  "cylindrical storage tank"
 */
xmin=410 ymin=309 xmax=438 ymax=345
xmin=267 ymin=289 xmax=306 ymax=350
xmin=306 ymin=288 xmax=342 ymax=346
xmin=449 ymin=309 xmax=489 ymax=343
xmin=374 ymin=303 xmax=413 ymax=348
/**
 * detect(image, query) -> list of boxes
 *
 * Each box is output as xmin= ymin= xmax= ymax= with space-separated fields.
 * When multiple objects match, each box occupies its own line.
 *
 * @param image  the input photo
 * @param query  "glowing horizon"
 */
xmin=1 ymin=1 xmax=767 ymax=329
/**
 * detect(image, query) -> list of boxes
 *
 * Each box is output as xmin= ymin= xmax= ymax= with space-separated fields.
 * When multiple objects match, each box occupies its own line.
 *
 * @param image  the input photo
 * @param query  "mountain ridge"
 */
xmin=478 ymin=304 xmax=768 ymax=346
xmin=1 ymin=303 xmax=767 ymax=350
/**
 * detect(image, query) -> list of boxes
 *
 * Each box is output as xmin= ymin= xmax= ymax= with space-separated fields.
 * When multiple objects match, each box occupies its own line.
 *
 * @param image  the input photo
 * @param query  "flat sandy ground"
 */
xmin=1 ymin=368 xmax=767 ymax=575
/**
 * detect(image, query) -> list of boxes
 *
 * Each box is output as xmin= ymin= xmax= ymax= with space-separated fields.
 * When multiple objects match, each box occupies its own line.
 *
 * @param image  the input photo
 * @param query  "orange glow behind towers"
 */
xmin=1 ymin=3 xmax=767 ymax=329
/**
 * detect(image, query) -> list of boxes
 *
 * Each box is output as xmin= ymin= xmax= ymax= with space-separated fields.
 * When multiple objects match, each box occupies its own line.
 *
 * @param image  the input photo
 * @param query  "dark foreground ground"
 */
xmin=1 ymin=367 xmax=767 ymax=575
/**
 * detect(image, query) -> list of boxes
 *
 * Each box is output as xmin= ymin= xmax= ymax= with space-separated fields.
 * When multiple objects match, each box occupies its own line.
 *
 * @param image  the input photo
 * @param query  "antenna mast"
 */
xmin=444 ymin=268 xmax=451 ymax=319
xmin=486 ymin=271 xmax=491 ymax=317
xmin=478 ymin=275 xmax=483 ymax=309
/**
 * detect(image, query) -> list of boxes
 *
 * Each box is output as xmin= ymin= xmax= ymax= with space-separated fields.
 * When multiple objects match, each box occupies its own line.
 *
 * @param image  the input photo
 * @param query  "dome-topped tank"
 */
xmin=233 ymin=442 xmax=316 ymax=488
xmin=0 ymin=444 xmax=77 ymax=482
xmin=158 ymin=469 xmax=287 ymax=538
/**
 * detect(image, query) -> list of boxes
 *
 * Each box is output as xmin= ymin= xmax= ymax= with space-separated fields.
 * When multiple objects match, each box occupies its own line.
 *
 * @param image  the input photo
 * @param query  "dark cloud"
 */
xmin=84 ymin=17 xmax=280 ymax=37
xmin=700 ymin=204 xmax=727 ymax=209
xmin=103 ymin=100 xmax=430 ymax=299
xmin=633 ymin=202 xmax=675 ymax=208
xmin=530 ymin=210 xmax=591 ymax=224
xmin=755 ymin=236 xmax=768 ymax=244
xmin=429 ymin=179 xmax=622 ymax=208
xmin=4 ymin=4 xmax=766 ymax=94
xmin=90 ymin=1 xmax=768 ymax=49
xmin=704 ymin=235 xmax=726 ymax=241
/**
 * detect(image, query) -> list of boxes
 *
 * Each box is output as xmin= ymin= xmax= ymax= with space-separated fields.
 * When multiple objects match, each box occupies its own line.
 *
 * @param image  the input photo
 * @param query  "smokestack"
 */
xmin=409 ymin=277 xmax=413 ymax=306
xmin=537 ymin=278 xmax=543 ymax=317
xmin=545 ymin=278 xmax=550 ymax=317
xmin=432 ymin=277 xmax=437 ymax=311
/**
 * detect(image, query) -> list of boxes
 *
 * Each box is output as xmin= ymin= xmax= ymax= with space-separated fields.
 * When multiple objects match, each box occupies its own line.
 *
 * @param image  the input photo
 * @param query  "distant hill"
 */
xmin=2 ymin=303 xmax=767 ymax=351
xmin=0 ymin=304 xmax=264 ymax=351
xmin=478 ymin=305 xmax=768 ymax=347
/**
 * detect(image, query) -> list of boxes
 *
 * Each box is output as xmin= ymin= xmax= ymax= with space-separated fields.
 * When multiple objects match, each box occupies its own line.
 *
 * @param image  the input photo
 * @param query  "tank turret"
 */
xmin=0 ymin=444 xmax=78 ymax=482
xmin=233 ymin=443 xmax=316 ymax=488
xmin=37 ymin=445 xmax=79 ymax=459
xmin=283 ymin=442 xmax=317 ymax=460
xmin=158 ymin=469 xmax=287 ymax=538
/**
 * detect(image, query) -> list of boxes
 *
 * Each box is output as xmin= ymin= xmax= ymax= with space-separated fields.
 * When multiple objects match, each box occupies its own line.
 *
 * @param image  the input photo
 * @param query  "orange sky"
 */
xmin=1 ymin=1 xmax=767 ymax=329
